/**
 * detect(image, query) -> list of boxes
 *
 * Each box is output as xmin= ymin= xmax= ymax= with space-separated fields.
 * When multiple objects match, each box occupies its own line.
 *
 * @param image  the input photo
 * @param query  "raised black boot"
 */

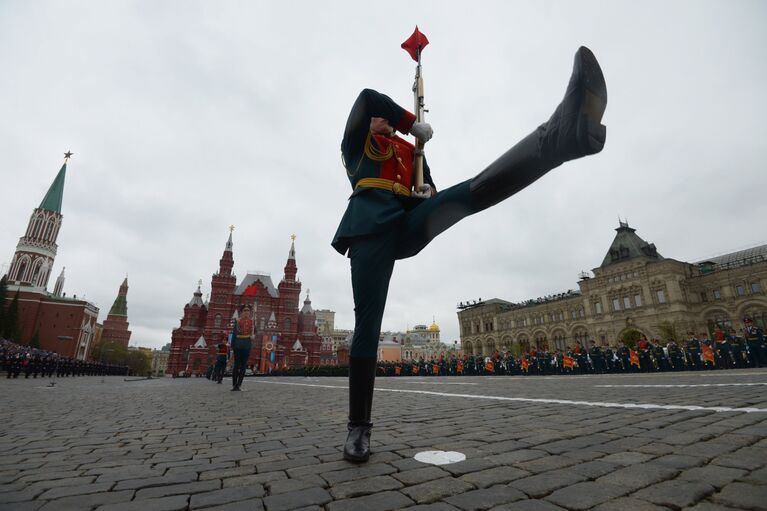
xmin=470 ymin=46 xmax=607 ymax=212
xmin=343 ymin=356 xmax=376 ymax=463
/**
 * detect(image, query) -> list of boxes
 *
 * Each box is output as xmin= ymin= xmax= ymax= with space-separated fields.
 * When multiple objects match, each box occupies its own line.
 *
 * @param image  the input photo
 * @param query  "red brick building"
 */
xmin=167 ymin=232 xmax=322 ymax=376
xmin=3 ymin=156 xmax=99 ymax=359
xmin=100 ymin=277 xmax=132 ymax=348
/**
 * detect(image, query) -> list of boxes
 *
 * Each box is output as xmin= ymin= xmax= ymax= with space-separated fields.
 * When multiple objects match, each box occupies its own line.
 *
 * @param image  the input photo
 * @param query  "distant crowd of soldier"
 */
xmin=378 ymin=318 xmax=766 ymax=376
xmin=1 ymin=339 xmax=128 ymax=379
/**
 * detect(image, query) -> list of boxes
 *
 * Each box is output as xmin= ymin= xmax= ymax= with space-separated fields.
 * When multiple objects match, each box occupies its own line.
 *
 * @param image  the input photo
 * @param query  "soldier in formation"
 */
xmin=378 ymin=318 xmax=766 ymax=376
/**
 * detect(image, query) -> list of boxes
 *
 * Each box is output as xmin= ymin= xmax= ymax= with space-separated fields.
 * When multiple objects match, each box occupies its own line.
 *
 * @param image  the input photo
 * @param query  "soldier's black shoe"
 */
xmin=470 ymin=46 xmax=607 ymax=212
xmin=343 ymin=423 xmax=372 ymax=463
xmin=231 ymin=386 xmax=240 ymax=391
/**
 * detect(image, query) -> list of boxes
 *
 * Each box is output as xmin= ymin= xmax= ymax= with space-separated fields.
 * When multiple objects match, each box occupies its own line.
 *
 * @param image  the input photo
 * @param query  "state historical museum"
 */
xmin=167 ymin=232 xmax=321 ymax=376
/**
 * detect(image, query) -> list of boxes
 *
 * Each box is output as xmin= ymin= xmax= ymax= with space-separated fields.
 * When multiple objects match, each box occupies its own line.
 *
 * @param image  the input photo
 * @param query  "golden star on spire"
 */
xmin=229 ymin=225 xmax=235 ymax=232
xmin=64 ymin=151 xmax=73 ymax=161
xmin=291 ymin=234 xmax=296 ymax=241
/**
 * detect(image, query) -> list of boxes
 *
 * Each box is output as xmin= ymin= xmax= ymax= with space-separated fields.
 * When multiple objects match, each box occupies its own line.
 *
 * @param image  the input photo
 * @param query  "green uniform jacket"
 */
xmin=332 ymin=89 xmax=436 ymax=255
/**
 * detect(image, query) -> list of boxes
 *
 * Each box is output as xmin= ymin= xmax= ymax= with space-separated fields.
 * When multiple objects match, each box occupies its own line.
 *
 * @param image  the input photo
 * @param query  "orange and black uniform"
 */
xmin=231 ymin=316 xmax=253 ymax=390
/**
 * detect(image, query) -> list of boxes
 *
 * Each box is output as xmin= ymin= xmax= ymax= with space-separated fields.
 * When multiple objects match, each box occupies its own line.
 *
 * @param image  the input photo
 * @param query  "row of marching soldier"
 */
xmin=378 ymin=318 xmax=766 ymax=376
xmin=1 ymin=338 xmax=128 ymax=378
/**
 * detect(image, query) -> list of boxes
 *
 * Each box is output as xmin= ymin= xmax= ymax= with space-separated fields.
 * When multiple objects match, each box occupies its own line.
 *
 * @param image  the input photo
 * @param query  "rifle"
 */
xmin=402 ymin=27 xmax=429 ymax=190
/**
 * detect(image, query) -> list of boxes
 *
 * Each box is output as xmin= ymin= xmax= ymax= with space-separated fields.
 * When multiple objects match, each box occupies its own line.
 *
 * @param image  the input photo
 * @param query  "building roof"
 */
xmin=301 ymin=293 xmax=314 ymax=315
xmin=695 ymin=244 xmax=767 ymax=269
xmin=39 ymin=163 xmax=67 ymax=213
xmin=108 ymin=278 xmax=129 ymax=316
xmin=235 ymin=273 xmax=279 ymax=298
xmin=187 ymin=285 xmax=205 ymax=307
xmin=600 ymin=221 xmax=662 ymax=268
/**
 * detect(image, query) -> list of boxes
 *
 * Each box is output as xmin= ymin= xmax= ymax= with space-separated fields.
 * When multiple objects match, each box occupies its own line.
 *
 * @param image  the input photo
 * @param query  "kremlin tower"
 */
xmin=100 ymin=277 xmax=132 ymax=348
xmin=3 ymin=154 xmax=99 ymax=359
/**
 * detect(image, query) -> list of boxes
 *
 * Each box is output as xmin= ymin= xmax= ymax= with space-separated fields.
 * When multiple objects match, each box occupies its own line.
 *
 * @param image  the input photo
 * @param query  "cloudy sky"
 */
xmin=1 ymin=1 xmax=765 ymax=350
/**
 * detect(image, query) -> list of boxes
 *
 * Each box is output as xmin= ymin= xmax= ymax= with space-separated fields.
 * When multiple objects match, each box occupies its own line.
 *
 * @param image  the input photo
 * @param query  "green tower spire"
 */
xmin=108 ymin=277 xmax=129 ymax=317
xmin=39 ymin=156 xmax=69 ymax=213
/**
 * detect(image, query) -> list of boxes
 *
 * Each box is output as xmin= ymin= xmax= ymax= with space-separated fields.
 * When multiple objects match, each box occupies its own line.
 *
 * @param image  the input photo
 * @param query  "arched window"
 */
xmin=17 ymin=258 xmax=29 ymax=281
xmin=284 ymin=318 xmax=291 ymax=331
xmin=214 ymin=314 xmax=222 ymax=328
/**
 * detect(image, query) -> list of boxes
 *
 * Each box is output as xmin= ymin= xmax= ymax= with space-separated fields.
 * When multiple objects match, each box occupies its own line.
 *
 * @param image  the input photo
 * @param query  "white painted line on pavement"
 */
xmin=249 ymin=380 xmax=767 ymax=413
xmin=595 ymin=383 xmax=767 ymax=388
xmin=400 ymin=381 xmax=478 ymax=385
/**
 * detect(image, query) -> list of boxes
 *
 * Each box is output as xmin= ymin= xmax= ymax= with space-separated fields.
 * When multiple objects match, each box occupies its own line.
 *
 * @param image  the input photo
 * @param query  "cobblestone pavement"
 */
xmin=2 ymin=369 xmax=767 ymax=511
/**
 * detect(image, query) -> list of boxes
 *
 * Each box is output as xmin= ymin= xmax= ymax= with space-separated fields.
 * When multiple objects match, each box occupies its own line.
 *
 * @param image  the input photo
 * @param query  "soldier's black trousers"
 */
xmin=349 ymin=181 xmax=472 ymax=358
xmin=232 ymin=340 xmax=251 ymax=387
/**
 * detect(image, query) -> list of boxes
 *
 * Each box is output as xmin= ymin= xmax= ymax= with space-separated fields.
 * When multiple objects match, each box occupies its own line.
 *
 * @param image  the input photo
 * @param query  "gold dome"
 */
xmin=428 ymin=320 xmax=440 ymax=332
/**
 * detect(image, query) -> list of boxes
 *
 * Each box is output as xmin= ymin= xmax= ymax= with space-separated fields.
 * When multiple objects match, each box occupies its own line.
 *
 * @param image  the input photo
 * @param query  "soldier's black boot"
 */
xmin=470 ymin=46 xmax=607 ymax=211
xmin=344 ymin=356 xmax=376 ymax=463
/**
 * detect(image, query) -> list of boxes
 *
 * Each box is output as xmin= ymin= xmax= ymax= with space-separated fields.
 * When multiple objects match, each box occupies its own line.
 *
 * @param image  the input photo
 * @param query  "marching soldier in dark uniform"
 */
xmin=231 ymin=306 xmax=254 ymax=391
xmin=744 ymin=318 xmax=764 ymax=368
xmin=616 ymin=341 xmax=630 ymax=373
xmin=653 ymin=340 xmax=669 ymax=372
xmin=603 ymin=345 xmax=615 ymax=373
xmin=728 ymin=328 xmax=746 ymax=368
xmin=587 ymin=341 xmax=603 ymax=374
xmin=685 ymin=332 xmax=702 ymax=370
xmin=637 ymin=335 xmax=653 ymax=373
xmin=667 ymin=340 xmax=684 ymax=371
xmin=333 ymin=47 xmax=607 ymax=461
xmin=213 ymin=339 xmax=229 ymax=384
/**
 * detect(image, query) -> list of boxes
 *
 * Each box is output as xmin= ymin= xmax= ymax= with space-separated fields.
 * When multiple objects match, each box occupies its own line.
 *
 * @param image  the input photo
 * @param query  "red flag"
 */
xmin=485 ymin=361 xmax=494 ymax=372
xmin=401 ymin=26 xmax=429 ymax=62
xmin=629 ymin=350 xmax=640 ymax=368
xmin=563 ymin=356 xmax=575 ymax=369
xmin=521 ymin=358 xmax=529 ymax=372
xmin=702 ymin=344 xmax=715 ymax=365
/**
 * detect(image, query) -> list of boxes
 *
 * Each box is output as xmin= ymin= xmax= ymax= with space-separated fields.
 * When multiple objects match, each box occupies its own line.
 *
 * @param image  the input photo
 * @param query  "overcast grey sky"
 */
xmin=1 ymin=1 xmax=765 ymax=350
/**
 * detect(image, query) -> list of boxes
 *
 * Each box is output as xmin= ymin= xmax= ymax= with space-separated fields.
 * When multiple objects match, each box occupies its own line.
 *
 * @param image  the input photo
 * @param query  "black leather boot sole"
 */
xmin=469 ymin=46 xmax=607 ymax=212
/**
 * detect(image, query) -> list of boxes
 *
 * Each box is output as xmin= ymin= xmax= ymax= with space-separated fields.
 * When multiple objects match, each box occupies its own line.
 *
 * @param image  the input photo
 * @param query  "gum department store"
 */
xmin=458 ymin=222 xmax=767 ymax=356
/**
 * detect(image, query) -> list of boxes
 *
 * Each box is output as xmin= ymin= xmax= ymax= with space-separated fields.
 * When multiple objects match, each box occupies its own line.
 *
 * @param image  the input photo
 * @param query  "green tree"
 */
xmin=0 ymin=275 xmax=8 ymax=336
xmin=620 ymin=329 xmax=641 ymax=349
xmin=3 ymin=291 xmax=20 ymax=341
xmin=91 ymin=340 xmax=127 ymax=365
xmin=125 ymin=350 xmax=151 ymax=376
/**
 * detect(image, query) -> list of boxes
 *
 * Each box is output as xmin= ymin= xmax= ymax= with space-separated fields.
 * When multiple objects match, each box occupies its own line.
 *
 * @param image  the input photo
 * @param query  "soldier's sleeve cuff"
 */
xmin=396 ymin=111 xmax=417 ymax=134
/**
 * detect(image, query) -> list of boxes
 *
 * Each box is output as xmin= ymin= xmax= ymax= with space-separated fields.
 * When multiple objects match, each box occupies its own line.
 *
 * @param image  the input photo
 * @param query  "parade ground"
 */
xmin=2 ymin=370 xmax=767 ymax=511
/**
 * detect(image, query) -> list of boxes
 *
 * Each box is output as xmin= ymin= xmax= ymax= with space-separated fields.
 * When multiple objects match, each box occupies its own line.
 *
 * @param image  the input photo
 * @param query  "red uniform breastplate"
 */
xmin=370 ymin=134 xmax=414 ymax=190
xmin=236 ymin=318 xmax=253 ymax=338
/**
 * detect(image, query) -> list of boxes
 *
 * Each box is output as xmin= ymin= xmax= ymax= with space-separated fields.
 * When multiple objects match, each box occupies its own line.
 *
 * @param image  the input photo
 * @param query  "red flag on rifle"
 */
xmin=401 ymin=26 xmax=429 ymax=62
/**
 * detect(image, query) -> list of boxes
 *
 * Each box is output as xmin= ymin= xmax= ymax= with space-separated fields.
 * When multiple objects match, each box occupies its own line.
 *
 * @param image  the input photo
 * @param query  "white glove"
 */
xmin=410 ymin=122 xmax=433 ymax=143
xmin=412 ymin=184 xmax=434 ymax=200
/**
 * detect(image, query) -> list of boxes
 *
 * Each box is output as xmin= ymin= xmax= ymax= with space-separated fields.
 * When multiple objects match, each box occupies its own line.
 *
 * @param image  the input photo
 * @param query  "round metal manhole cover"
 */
xmin=414 ymin=450 xmax=466 ymax=465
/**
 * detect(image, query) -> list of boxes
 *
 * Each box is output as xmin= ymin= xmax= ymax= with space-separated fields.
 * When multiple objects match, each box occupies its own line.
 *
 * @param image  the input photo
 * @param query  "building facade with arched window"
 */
xmin=458 ymin=222 xmax=767 ymax=355
xmin=167 ymin=233 xmax=323 ymax=376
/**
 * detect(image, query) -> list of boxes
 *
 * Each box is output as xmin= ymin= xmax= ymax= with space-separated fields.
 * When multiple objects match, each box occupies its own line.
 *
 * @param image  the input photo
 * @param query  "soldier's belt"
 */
xmin=356 ymin=177 xmax=411 ymax=197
